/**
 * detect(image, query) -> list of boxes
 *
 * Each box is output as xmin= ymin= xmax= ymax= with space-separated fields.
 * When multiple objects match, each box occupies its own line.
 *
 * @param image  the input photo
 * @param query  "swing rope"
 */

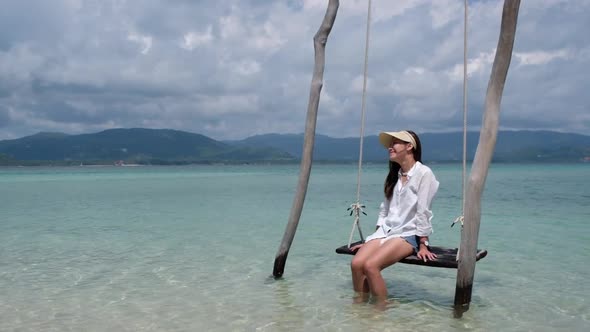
xmin=452 ymin=0 xmax=469 ymax=260
xmin=347 ymin=0 xmax=372 ymax=248
xmin=462 ymin=0 xmax=469 ymax=222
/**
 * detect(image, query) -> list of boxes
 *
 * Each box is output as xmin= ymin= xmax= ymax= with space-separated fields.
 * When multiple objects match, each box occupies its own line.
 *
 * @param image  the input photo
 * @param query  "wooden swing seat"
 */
xmin=335 ymin=241 xmax=487 ymax=269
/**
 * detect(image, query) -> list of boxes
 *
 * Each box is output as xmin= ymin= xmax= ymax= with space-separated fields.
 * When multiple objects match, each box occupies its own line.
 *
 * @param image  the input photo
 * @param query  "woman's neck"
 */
xmin=399 ymin=159 xmax=416 ymax=174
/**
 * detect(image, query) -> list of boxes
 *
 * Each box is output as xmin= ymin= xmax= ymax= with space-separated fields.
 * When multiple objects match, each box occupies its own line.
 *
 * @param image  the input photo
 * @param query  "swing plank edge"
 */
xmin=335 ymin=241 xmax=488 ymax=269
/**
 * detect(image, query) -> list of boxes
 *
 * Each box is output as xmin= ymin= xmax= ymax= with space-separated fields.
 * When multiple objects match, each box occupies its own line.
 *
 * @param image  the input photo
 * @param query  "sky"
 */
xmin=0 ymin=0 xmax=589 ymax=140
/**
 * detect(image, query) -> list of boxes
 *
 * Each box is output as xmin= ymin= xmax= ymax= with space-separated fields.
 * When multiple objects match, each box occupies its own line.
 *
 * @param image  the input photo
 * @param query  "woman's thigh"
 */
xmin=352 ymin=239 xmax=381 ymax=265
xmin=367 ymin=237 xmax=414 ymax=270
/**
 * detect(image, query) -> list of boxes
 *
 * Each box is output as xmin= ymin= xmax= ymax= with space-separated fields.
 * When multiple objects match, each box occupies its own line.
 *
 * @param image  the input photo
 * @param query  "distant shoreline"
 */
xmin=1 ymin=159 xmax=588 ymax=167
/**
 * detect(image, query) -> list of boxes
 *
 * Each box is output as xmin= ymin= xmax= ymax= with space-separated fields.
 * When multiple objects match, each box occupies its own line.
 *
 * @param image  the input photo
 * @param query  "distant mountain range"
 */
xmin=0 ymin=128 xmax=292 ymax=165
xmin=0 ymin=128 xmax=588 ymax=166
xmin=231 ymin=131 xmax=590 ymax=162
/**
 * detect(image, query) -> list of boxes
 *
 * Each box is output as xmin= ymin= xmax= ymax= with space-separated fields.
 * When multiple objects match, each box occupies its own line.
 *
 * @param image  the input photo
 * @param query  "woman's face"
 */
xmin=388 ymin=138 xmax=411 ymax=162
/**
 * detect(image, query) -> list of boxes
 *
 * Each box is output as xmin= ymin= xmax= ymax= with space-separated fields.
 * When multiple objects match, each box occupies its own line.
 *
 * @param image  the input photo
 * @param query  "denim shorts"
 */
xmin=402 ymin=235 xmax=418 ymax=253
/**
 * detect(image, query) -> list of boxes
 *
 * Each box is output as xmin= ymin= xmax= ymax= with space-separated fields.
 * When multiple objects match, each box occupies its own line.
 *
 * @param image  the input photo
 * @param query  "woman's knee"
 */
xmin=362 ymin=260 xmax=381 ymax=277
xmin=351 ymin=256 xmax=365 ymax=272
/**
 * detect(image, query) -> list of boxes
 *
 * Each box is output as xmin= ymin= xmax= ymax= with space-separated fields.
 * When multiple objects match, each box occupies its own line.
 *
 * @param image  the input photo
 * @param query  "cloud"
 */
xmin=0 ymin=0 xmax=588 ymax=140
xmin=127 ymin=33 xmax=153 ymax=54
xmin=0 ymin=105 xmax=11 ymax=128
xmin=514 ymin=49 xmax=572 ymax=66
xmin=447 ymin=50 xmax=496 ymax=82
xmin=181 ymin=26 xmax=213 ymax=50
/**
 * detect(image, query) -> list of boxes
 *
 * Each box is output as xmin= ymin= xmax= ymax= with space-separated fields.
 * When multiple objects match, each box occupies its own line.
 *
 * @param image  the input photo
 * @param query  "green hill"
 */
xmin=229 ymin=131 xmax=590 ymax=162
xmin=1 ymin=128 xmax=588 ymax=165
xmin=0 ymin=128 xmax=294 ymax=165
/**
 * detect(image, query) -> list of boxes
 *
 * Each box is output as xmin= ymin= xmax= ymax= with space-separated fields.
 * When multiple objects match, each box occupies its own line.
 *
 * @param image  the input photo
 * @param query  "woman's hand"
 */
xmin=350 ymin=243 xmax=364 ymax=252
xmin=417 ymin=248 xmax=437 ymax=262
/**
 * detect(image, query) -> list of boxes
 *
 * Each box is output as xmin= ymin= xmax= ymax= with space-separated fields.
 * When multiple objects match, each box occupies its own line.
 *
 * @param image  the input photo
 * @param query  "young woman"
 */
xmin=350 ymin=130 xmax=439 ymax=303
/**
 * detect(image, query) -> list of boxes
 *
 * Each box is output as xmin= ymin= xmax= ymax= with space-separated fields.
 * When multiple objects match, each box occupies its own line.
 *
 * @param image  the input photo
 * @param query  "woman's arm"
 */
xmin=415 ymin=169 xmax=439 ymax=261
xmin=415 ymin=170 xmax=439 ymax=237
xmin=376 ymin=198 xmax=391 ymax=228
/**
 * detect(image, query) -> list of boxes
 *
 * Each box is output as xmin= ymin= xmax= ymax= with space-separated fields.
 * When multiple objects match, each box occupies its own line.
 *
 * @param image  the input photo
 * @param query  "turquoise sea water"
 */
xmin=0 ymin=163 xmax=588 ymax=331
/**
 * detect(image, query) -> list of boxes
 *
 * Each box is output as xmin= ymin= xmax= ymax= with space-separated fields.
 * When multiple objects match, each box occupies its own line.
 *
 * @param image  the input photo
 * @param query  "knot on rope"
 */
xmin=347 ymin=202 xmax=367 ymax=217
xmin=451 ymin=215 xmax=464 ymax=228
xmin=452 ymin=215 xmax=464 ymax=261
xmin=347 ymin=202 xmax=366 ymax=248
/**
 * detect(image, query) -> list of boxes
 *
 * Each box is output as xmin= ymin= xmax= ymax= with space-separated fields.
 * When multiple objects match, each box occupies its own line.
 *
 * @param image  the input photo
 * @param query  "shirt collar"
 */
xmin=399 ymin=161 xmax=420 ymax=177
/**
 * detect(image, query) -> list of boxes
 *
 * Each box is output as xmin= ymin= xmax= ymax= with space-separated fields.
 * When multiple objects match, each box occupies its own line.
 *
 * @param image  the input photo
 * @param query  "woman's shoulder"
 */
xmin=415 ymin=162 xmax=437 ymax=178
xmin=415 ymin=161 xmax=433 ymax=173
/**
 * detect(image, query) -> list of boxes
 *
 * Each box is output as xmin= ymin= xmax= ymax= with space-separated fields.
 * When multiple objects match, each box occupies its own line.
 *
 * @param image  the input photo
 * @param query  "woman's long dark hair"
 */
xmin=384 ymin=130 xmax=422 ymax=199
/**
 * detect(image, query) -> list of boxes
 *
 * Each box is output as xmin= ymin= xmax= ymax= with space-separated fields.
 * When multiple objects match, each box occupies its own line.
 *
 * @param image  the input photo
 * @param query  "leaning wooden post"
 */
xmin=454 ymin=0 xmax=521 ymax=317
xmin=273 ymin=0 xmax=340 ymax=278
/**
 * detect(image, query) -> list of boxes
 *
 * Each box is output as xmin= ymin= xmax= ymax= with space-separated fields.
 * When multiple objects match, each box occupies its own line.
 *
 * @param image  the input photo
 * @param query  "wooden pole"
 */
xmin=273 ymin=0 xmax=340 ymax=278
xmin=454 ymin=0 xmax=521 ymax=317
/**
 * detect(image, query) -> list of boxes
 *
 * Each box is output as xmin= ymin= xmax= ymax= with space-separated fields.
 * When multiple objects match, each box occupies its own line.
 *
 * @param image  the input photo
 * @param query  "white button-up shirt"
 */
xmin=365 ymin=161 xmax=439 ymax=242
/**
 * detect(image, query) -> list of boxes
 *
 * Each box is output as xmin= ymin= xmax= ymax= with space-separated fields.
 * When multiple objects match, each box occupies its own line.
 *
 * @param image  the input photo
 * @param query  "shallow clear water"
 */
xmin=0 ymin=164 xmax=588 ymax=331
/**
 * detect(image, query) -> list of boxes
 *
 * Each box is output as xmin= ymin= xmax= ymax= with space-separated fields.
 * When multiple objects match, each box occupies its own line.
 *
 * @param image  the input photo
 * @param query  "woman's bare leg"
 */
xmin=363 ymin=237 xmax=414 ymax=302
xmin=350 ymin=240 xmax=381 ymax=298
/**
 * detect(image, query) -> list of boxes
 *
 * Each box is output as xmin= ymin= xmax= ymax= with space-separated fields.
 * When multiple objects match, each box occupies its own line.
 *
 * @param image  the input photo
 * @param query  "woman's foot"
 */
xmin=353 ymin=292 xmax=369 ymax=304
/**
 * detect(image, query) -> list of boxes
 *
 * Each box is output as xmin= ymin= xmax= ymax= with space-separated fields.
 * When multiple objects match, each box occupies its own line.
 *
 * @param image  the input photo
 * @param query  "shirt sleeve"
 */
xmin=376 ymin=198 xmax=390 ymax=227
xmin=415 ymin=169 xmax=439 ymax=236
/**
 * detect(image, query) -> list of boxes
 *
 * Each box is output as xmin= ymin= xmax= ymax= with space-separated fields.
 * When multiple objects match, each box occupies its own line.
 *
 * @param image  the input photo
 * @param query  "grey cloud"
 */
xmin=29 ymin=100 xmax=102 ymax=124
xmin=0 ymin=1 xmax=72 ymax=50
xmin=0 ymin=0 xmax=588 ymax=140
xmin=31 ymin=79 xmax=185 ymax=99
xmin=0 ymin=105 xmax=11 ymax=128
